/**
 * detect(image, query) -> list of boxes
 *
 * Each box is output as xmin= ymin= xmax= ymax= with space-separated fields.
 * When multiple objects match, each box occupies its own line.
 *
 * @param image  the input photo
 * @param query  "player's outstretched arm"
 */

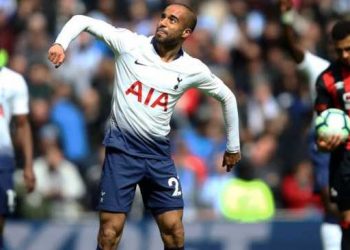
xmin=50 ymin=15 xmax=128 ymax=64
xmin=279 ymin=0 xmax=305 ymax=64
xmin=48 ymin=43 xmax=65 ymax=68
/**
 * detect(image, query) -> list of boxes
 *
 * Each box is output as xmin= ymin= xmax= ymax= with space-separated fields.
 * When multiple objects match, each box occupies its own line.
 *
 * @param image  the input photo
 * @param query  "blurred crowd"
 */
xmin=2 ymin=0 xmax=350 ymax=222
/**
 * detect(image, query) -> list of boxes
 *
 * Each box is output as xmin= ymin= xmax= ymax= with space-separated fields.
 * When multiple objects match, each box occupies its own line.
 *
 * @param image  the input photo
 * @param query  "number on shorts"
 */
xmin=168 ymin=177 xmax=182 ymax=197
xmin=6 ymin=189 xmax=16 ymax=213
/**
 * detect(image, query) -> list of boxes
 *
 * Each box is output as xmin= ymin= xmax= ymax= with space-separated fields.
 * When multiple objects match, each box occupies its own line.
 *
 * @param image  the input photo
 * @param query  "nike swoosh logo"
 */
xmin=134 ymin=60 xmax=147 ymax=66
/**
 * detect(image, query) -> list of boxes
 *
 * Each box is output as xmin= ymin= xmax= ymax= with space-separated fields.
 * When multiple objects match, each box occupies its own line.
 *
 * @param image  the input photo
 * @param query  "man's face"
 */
xmin=154 ymin=5 xmax=191 ymax=45
xmin=334 ymin=35 xmax=350 ymax=67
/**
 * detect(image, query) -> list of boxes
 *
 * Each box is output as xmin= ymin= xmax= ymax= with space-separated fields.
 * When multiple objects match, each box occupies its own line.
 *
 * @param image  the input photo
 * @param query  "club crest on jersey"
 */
xmin=125 ymin=81 xmax=168 ymax=111
xmin=173 ymin=77 xmax=182 ymax=90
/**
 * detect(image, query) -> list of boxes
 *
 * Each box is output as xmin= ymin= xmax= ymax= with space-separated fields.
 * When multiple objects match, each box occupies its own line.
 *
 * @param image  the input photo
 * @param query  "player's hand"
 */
xmin=317 ymin=134 xmax=344 ymax=152
xmin=48 ymin=43 xmax=65 ymax=68
xmin=23 ymin=167 xmax=36 ymax=193
xmin=279 ymin=0 xmax=293 ymax=13
xmin=222 ymin=151 xmax=241 ymax=172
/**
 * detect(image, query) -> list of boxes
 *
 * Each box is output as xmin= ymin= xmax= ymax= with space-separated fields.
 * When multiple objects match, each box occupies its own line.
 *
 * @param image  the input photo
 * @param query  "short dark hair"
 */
xmin=331 ymin=20 xmax=350 ymax=41
xmin=170 ymin=3 xmax=197 ymax=32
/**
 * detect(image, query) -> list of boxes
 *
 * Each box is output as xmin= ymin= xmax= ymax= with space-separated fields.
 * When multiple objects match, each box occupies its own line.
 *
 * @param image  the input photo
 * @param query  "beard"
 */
xmin=154 ymin=29 xmax=182 ymax=47
xmin=155 ymin=36 xmax=177 ymax=46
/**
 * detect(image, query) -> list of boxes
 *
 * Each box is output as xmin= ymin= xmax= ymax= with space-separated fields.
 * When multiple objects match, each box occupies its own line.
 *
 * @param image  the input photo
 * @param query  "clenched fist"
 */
xmin=222 ymin=151 xmax=241 ymax=172
xmin=48 ymin=43 xmax=65 ymax=68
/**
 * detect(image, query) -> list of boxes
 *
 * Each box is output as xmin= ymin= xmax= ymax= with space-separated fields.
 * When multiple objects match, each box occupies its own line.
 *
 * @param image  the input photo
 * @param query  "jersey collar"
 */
xmin=151 ymin=37 xmax=184 ymax=61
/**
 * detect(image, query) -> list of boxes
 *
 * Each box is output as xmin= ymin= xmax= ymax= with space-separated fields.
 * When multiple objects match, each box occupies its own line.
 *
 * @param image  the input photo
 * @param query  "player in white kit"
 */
xmin=48 ymin=3 xmax=241 ymax=250
xmin=0 ymin=63 xmax=35 ymax=250
xmin=279 ymin=0 xmax=341 ymax=249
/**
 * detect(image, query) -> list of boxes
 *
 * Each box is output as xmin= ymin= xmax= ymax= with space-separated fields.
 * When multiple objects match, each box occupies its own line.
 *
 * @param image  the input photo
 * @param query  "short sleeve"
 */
xmin=11 ymin=75 xmax=29 ymax=115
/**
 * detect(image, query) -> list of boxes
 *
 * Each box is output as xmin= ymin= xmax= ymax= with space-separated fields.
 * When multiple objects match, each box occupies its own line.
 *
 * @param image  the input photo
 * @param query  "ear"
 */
xmin=182 ymin=28 xmax=192 ymax=39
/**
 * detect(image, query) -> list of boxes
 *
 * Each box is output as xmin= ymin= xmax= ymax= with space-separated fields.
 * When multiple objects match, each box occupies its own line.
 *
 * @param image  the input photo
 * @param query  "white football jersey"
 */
xmin=56 ymin=15 xmax=240 ymax=158
xmin=0 ymin=67 xmax=29 ymax=168
xmin=297 ymin=51 xmax=330 ymax=101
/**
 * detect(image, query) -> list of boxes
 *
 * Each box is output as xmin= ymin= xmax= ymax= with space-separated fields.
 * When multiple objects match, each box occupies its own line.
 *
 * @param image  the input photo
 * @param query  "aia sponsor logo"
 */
xmin=125 ymin=81 xmax=169 ymax=111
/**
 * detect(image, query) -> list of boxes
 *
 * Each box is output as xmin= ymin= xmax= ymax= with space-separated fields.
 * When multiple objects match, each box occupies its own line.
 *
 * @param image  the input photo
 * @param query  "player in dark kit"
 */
xmin=315 ymin=20 xmax=350 ymax=250
xmin=278 ymin=0 xmax=341 ymax=249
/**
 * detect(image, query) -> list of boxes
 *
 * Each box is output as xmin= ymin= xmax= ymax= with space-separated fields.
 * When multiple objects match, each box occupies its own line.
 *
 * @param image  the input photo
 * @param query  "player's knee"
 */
xmin=99 ymin=223 xmax=122 ymax=242
xmin=163 ymin=220 xmax=184 ymax=238
xmin=100 ymin=227 xmax=117 ymax=242
xmin=172 ymin=222 xmax=184 ymax=239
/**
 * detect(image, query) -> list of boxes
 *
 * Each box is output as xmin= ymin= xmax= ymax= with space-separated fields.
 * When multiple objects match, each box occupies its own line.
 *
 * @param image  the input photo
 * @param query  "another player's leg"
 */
xmin=97 ymin=211 xmax=127 ymax=250
xmin=309 ymin=132 xmax=341 ymax=250
xmin=0 ymin=169 xmax=14 ymax=250
xmin=154 ymin=209 xmax=184 ymax=250
xmin=340 ymin=210 xmax=350 ymax=250
xmin=321 ymin=222 xmax=342 ymax=250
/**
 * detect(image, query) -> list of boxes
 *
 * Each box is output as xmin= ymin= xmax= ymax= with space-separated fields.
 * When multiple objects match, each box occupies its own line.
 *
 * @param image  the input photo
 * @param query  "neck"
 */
xmin=152 ymin=38 xmax=183 ymax=62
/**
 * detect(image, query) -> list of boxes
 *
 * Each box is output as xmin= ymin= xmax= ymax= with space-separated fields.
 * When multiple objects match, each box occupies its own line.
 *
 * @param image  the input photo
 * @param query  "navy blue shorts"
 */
xmin=97 ymin=147 xmax=184 ymax=214
xmin=0 ymin=170 xmax=15 ymax=215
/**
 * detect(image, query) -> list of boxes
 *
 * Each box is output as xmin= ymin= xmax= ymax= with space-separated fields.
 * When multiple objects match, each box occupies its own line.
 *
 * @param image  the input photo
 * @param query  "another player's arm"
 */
xmin=314 ymin=75 xmax=344 ymax=151
xmin=195 ymin=70 xmax=241 ymax=172
xmin=12 ymin=75 xmax=35 ymax=193
xmin=279 ymin=0 xmax=304 ymax=63
xmin=48 ymin=15 xmax=130 ymax=67
xmin=14 ymin=114 xmax=35 ymax=192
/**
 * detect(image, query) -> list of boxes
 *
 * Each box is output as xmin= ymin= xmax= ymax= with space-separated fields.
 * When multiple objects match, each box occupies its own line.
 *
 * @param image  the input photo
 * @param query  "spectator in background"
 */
xmin=84 ymin=145 xmax=105 ymax=211
xmin=241 ymin=133 xmax=282 ymax=205
xmin=50 ymin=82 xmax=90 ymax=171
xmin=281 ymin=160 xmax=322 ymax=214
xmin=7 ymin=53 xmax=27 ymax=76
xmin=198 ymin=151 xmax=235 ymax=219
xmin=219 ymin=164 xmax=275 ymax=223
xmin=181 ymin=97 xmax=227 ymax=174
xmin=33 ymin=142 xmax=86 ymax=220
xmin=245 ymin=80 xmax=282 ymax=137
xmin=15 ymin=13 xmax=50 ymax=65
xmin=55 ymin=0 xmax=86 ymax=33
xmin=27 ymin=62 xmax=53 ymax=100
xmin=29 ymin=98 xmax=51 ymax=157
xmin=173 ymin=140 xmax=207 ymax=218
xmin=54 ymin=32 xmax=104 ymax=97
xmin=0 ymin=0 xmax=17 ymax=55
xmin=79 ymin=87 xmax=107 ymax=152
